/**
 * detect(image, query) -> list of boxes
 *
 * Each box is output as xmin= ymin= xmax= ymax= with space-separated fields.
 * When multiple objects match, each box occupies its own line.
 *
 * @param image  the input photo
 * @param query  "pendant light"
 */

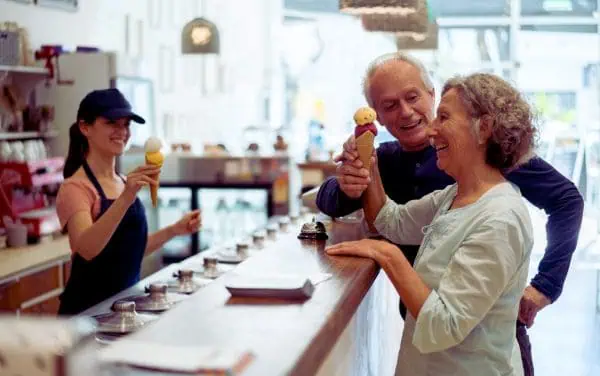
xmin=181 ymin=0 xmax=220 ymax=54
xmin=360 ymin=1 xmax=428 ymax=34
xmin=396 ymin=22 xmax=439 ymax=50
xmin=339 ymin=0 xmax=421 ymax=15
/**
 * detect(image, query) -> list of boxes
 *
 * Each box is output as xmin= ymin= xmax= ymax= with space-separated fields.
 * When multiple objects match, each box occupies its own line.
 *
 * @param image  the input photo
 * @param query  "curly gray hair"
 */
xmin=442 ymin=73 xmax=538 ymax=171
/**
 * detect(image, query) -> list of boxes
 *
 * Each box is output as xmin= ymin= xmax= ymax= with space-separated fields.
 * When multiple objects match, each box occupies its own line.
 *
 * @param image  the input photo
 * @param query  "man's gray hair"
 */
xmin=362 ymin=52 xmax=434 ymax=106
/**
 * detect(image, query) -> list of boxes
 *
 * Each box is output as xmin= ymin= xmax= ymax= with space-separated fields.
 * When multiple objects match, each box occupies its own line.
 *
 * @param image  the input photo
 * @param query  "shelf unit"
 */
xmin=0 ymin=130 xmax=58 ymax=141
xmin=0 ymin=65 xmax=48 ymax=75
xmin=0 ymin=65 xmax=52 ymax=144
xmin=0 ymin=64 xmax=49 ymax=108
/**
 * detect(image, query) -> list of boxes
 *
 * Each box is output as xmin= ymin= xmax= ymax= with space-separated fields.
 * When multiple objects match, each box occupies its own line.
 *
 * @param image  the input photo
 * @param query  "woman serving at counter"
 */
xmin=56 ymin=88 xmax=201 ymax=315
xmin=326 ymin=73 xmax=537 ymax=375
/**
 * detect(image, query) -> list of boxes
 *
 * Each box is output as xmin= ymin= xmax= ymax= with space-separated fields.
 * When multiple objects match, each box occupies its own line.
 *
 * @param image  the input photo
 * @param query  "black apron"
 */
xmin=58 ymin=161 xmax=148 ymax=315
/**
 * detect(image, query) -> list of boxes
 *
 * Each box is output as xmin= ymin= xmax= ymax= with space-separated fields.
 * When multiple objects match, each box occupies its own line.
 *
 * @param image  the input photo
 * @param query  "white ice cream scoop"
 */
xmin=144 ymin=137 xmax=163 ymax=153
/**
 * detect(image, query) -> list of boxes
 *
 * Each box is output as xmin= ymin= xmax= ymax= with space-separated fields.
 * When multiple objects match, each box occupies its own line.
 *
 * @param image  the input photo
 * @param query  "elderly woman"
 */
xmin=326 ymin=73 xmax=537 ymax=376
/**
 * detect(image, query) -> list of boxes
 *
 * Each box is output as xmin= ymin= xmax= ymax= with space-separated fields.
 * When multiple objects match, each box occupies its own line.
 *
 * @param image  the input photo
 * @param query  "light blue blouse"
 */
xmin=374 ymin=182 xmax=533 ymax=376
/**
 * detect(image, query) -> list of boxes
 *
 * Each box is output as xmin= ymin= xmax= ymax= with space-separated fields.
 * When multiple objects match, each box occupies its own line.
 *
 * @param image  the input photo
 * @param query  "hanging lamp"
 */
xmin=339 ymin=0 xmax=421 ymax=15
xmin=361 ymin=8 xmax=429 ymax=33
xmin=396 ymin=22 xmax=439 ymax=50
xmin=181 ymin=0 xmax=220 ymax=55
xmin=181 ymin=17 xmax=220 ymax=54
xmin=360 ymin=1 xmax=428 ymax=33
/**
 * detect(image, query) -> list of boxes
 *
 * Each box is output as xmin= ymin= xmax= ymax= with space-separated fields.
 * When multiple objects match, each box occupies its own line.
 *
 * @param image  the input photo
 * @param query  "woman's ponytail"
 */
xmin=63 ymin=122 xmax=89 ymax=178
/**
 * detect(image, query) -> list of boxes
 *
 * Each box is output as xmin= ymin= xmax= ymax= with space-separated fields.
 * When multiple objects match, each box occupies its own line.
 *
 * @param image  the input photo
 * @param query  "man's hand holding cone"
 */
xmin=334 ymin=107 xmax=379 ymax=200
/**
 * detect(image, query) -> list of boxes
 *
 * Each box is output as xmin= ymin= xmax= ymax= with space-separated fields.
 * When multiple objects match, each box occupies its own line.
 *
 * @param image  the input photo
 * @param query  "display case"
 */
xmin=143 ymin=187 xmax=268 ymax=265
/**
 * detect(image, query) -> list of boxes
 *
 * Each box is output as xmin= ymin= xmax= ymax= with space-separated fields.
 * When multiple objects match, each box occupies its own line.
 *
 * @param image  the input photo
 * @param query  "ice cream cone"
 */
xmin=356 ymin=131 xmax=375 ymax=170
xmin=145 ymin=156 xmax=160 ymax=207
xmin=144 ymin=137 xmax=164 ymax=208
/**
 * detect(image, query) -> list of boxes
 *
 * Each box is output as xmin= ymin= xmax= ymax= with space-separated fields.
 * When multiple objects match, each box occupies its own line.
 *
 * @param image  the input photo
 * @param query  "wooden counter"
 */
xmin=0 ymin=236 xmax=71 ymax=284
xmin=78 ymin=217 xmax=404 ymax=375
xmin=0 ymin=236 xmax=72 ymax=314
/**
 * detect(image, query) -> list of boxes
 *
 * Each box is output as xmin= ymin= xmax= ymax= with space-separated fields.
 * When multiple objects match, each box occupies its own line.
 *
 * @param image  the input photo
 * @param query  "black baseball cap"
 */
xmin=76 ymin=88 xmax=145 ymax=124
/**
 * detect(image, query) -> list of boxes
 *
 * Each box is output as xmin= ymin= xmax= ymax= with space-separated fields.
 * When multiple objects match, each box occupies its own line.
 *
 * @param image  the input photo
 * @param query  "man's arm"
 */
xmin=506 ymin=156 xmax=585 ymax=302
xmin=316 ymin=177 xmax=363 ymax=218
xmin=316 ymin=143 xmax=396 ymax=218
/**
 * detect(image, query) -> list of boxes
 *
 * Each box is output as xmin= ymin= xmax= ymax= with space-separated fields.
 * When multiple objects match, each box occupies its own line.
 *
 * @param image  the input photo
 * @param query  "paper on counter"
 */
xmin=99 ymin=339 xmax=253 ymax=374
xmin=228 ymin=272 xmax=333 ymax=286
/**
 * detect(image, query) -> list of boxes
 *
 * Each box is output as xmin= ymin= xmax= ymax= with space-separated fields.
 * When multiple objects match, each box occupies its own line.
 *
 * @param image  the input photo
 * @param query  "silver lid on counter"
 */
xmin=121 ymin=283 xmax=187 ymax=312
xmin=163 ymin=269 xmax=207 ymax=294
xmin=93 ymin=300 xmax=158 ymax=334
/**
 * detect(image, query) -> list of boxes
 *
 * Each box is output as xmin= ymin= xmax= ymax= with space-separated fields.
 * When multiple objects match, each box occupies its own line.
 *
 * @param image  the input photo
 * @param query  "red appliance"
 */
xmin=34 ymin=45 xmax=75 ymax=86
xmin=0 ymin=157 xmax=64 ymax=241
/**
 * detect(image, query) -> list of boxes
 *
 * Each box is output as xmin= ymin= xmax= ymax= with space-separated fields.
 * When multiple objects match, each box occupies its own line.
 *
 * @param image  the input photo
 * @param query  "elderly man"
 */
xmin=316 ymin=52 xmax=584 ymax=376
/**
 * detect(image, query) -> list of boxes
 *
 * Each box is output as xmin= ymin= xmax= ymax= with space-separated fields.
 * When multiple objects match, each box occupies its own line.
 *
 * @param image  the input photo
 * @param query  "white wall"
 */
xmin=284 ymin=13 xmax=397 ymax=159
xmin=1 ymin=0 xmax=281 ymax=153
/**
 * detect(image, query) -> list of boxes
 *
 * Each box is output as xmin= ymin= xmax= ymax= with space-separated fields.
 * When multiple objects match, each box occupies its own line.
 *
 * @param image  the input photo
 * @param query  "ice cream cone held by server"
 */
xmin=144 ymin=137 xmax=164 ymax=207
xmin=353 ymin=107 xmax=378 ymax=170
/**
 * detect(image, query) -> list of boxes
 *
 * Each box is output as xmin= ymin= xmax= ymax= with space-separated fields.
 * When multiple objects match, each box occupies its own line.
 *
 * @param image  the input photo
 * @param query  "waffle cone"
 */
xmin=356 ymin=131 xmax=375 ymax=170
xmin=145 ymin=156 xmax=161 ymax=208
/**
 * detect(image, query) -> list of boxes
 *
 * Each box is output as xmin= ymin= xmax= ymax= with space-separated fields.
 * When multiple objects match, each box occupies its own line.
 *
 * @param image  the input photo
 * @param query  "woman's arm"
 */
xmin=327 ymin=238 xmax=432 ymax=315
xmin=60 ymin=165 xmax=160 ymax=260
xmin=66 ymin=194 xmax=136 ymax=260
xmin=145 ymin=226 xmax=176 ymax=256
xmin=145 ymin=210 xmax=202 ymax=256
xmin=361 ymin=154 xmax=387 ymax=231
xmin=378 ymin=241 xmax=432 ymax=317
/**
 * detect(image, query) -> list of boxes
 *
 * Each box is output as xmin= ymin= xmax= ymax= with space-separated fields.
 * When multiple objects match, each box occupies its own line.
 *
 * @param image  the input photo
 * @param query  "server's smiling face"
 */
xmin=81 ymin=117 xmax=131 ymax=156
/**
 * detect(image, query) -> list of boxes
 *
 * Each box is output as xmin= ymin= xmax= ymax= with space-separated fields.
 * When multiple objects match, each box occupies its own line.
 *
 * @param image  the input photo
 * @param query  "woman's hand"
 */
xmin=121 ymin=165 xmax=161 ymax=202
xmin=170 ymin=210 xmax=202 ymax=236
xmin=325 ymin=238 xmax=391 ymax=261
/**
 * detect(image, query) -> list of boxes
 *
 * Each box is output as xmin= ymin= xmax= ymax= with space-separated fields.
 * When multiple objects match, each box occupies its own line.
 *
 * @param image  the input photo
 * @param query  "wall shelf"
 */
xmin=0 ymin=130 xmax=58 ymax=141
xmin=0 ymin=65 xmax=48 ymax=75
xmin=0 ymin=65 xmax=50 ymax=100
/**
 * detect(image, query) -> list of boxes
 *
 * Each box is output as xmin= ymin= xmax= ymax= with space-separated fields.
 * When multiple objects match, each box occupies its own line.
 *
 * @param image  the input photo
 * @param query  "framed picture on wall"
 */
xmin=35 ymin=0 xmax=78 ymax=11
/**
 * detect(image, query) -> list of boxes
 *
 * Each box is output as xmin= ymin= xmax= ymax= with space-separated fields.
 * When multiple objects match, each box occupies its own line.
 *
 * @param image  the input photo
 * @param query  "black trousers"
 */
xmin=516 ymin=321 xmax=535 ymax=376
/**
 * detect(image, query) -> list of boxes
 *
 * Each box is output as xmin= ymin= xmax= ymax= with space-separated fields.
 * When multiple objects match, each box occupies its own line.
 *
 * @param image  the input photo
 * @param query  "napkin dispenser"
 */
xmin=0 ymin=315 xmax=98 ymax=376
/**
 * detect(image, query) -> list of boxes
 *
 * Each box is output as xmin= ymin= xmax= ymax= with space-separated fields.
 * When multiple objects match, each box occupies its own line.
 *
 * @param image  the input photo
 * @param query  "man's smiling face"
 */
xmin=368 ymin=60 xmax=435 ymax=151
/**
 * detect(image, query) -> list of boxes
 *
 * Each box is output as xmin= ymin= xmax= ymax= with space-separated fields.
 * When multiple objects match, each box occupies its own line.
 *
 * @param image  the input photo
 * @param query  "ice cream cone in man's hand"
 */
xmin=352 ymin=107 xmax=379 ymax=233
xmin=353 ymin=107 xmax=378 ymax=171
xmin=144 ymin=137 xmax=164 ymax=207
